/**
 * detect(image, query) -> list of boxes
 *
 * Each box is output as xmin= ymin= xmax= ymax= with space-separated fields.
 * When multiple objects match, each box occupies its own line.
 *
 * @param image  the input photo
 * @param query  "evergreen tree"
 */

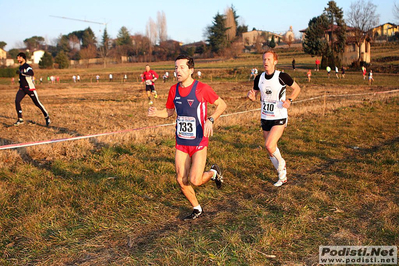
xmin=54 ymin=50 xmax=69 ymax=69
xmin=8 ymin=49 xmax=20 ymax=60
xmin=82 ymin=27 xmax=97 ymax=48
xmin=0 ymin=41 xmax=6 ymax=49
xmin=24 ymin=36 xmax=45 ymax=50
xmin=269 ymin=35 xmax=276 ymax=48
xmin=39 ymin=52 xmax=54 ymax=69
xmin=302 ymin=1 xmax=346 ymax=67
xmin=57 ymin=35 xmax=70 ymax=55
xmin=116 ymin=26 xmax=132 ymax=46
xmin=99 ymin=28 xmax=111 ymax=67
xmin=324 ymin=0 xmax=346 ymax=67
xmin=115 ymin=26 xmax=133 ymax=58
xmin=101 ymin=28 xmax=110 ymax=51
xmin=302 ymin=15 xmax=329 ymax=57
xmin=236 ymin=25 xmax=248 ymax=38
xmin=206 ymin=12 xmax=229 ymax=55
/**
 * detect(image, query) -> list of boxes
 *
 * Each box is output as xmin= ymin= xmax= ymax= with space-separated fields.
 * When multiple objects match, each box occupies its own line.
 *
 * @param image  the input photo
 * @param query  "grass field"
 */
xmin=0 ymin=45 xmax=398 ymax=265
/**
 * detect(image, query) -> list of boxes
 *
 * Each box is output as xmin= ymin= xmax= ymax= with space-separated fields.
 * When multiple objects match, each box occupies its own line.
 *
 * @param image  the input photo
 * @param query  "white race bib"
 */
xmin=176 ymin=116 xmax=196 ymax=139
xmin=261 ymin=100 xmax=277 ymax=116
xmin=145 ymin=80 xmax=152 ymax=85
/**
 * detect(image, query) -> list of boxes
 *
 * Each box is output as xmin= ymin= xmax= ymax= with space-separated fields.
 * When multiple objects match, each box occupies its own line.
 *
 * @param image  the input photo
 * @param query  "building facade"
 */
xmin=370 ymin=23 xmax=399 ymax=41
xmin=0 ymin=48 xmax=6 ymax=60
xmin=300 ymin=25 xmax=371 ymax=65
xmin=32 ymin=50 xmax=45 ymax=64
xmin=242 ymin=30 xmax=283 ymax=47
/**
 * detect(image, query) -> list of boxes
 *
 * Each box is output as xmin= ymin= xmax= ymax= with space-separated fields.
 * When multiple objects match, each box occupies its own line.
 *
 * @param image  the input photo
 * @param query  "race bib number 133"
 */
xmin=177 ymin=116 xmax=196 ymax=139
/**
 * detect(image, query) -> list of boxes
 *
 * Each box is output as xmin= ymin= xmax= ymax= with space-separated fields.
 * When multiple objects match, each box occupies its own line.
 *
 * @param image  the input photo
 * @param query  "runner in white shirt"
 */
xmin=247 ymin=50 xmax=301 ymax=186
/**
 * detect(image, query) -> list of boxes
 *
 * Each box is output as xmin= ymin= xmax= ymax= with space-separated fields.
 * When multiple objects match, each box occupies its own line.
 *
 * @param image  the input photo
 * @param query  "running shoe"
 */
xmin=14 ymin=119 xmax=24 ymax=126
xmin=45 ymin=116 xmax=51 ymax=127
xmin=183 ymin=209 xmax=203 ymax=221
xmin=149 ymin=101 xmax=153 ymax=105
xmin=274 ymin=168 xmax=287 ymax=187
xmin=153 ymin=91 xmax=158 ymax=99
xmin=210 ymin=164 xmax=223 ymax=189
xmin=274 ymin=177 xmax=287 ymax=187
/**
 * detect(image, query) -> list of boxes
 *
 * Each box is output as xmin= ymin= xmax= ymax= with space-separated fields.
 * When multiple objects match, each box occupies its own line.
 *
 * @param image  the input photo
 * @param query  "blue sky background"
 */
xmin=0 ymin=0 xmax=397 ymax=50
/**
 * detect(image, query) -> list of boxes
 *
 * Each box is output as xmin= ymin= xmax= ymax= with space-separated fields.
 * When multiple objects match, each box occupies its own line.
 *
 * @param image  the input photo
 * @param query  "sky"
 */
xmin=0 ymin=0 xmax=397 ymax=50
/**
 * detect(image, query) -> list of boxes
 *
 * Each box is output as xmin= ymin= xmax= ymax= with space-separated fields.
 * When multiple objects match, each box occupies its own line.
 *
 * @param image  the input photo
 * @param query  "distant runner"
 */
xmin=14 ymin=52 xmax=51 ymax=126
xmin=141 ymin=65 xmax=159 ymax=105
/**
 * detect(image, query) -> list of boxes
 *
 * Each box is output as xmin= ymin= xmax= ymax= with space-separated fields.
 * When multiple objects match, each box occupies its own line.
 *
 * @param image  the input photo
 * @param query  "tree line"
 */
xmin=1 ymin=0 xmax=391 ymax=70
xmin=0 ymin=6 xmax=249 ymax=69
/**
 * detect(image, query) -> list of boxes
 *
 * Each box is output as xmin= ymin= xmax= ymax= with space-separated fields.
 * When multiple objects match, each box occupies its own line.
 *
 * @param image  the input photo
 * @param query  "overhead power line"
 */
xmin=50 ymin=15 xmax=108 ymax=27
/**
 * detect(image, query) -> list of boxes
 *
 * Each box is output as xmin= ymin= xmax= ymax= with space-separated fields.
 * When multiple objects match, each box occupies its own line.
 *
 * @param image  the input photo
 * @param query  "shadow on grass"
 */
xmin=292 ymin=136 xmax=399 ymax=183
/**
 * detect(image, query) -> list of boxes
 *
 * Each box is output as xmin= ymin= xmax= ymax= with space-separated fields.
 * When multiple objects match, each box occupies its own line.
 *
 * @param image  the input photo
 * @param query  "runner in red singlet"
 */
xmin=148 ymin=54 xmax=227 ymax=221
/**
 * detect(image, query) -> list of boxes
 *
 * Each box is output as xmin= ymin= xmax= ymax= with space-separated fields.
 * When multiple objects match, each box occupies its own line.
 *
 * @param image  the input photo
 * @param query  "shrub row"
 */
xmin=0 ymin=67 xmax=18 ymax=78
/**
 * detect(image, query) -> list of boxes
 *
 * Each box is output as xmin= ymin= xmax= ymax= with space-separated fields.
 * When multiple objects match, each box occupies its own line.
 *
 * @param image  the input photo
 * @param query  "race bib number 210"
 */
xmin=262 ymin=100 xmax=276 ymax=115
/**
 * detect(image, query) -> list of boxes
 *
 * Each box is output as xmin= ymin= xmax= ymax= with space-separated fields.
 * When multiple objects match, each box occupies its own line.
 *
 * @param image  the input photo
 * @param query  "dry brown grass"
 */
xmin=0 ymin=65 xmax=398 ymax=265
xmin=0 ymin=72 xmax=397 ymax=163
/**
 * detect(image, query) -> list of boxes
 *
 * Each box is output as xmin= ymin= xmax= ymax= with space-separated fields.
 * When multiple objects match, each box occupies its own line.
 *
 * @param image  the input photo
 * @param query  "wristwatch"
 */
xmin=208 ymin=117 xmax=214 ymax=124
xmin=288 ymin=98 xmax=293 ymax=103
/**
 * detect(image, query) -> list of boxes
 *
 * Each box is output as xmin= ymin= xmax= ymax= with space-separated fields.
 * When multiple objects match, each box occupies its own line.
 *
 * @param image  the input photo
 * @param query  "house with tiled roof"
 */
xmin=370 ymin=22 xmax=399 ymax=41
xmin=300 ymin=25 xmax=371 ymax=65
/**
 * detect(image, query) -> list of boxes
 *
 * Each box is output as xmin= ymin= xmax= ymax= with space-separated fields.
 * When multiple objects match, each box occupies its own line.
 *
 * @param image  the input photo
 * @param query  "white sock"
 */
xmin=269 ymin=156 xmax=279 ymax=170
xmin=193 ymin=205 xmax=202 ymax=212
xmin=272 ymin=147 xmax=285 ymax=170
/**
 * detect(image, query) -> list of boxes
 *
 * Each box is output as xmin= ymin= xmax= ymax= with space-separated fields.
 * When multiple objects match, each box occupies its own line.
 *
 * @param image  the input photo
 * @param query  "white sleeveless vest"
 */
xmin=258 ymin=70 xmax=287 ymax=120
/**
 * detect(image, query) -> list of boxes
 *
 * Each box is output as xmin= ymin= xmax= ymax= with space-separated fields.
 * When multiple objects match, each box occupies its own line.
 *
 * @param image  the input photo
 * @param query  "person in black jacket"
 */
xmin=14 ymin=52 xmax=50 ymax=126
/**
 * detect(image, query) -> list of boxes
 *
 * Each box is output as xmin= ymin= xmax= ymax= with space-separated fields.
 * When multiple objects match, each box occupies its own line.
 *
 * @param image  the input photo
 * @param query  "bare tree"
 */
xmin=69 ymin=35 xmax=80 ymax=51
xmin=79 ymin=44 xmax=97 ymax=68
xmin=346 ymin=0 xmax=379 ymax=64
xmin=131 ymin=34 xmax=151 ymax=62
xmin=225 ymin=7 xmax=237 ymax=42
xmin=146 ymin=18 xmax=158 ymax=45
xmin=146 ymin=18 xmax=158 ymax=61
xmin=394 ymin=2 xmax=399 ymax=21
xmin=157 ymin=11 xmax=167 ymax=43
xmin=68 ymin=34 xmax=80 ymax=59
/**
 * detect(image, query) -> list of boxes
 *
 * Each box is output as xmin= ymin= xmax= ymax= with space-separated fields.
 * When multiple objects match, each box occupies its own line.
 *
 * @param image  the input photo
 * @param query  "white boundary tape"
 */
xmin=1 ymin=89 xmax=398 ymax=150
xmin=0 ymin=123 xmax=174 ymax=150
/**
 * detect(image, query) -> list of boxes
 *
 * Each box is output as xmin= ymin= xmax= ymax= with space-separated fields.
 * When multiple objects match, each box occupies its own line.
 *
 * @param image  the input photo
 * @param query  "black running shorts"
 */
xmin=145 ymin=85 xmax=155 ymax=92
xmin=261 ymin=118 xmax=287 ymax=131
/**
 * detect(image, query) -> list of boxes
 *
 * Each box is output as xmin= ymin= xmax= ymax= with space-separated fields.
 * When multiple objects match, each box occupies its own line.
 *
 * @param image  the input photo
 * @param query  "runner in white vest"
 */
xmin=247 ymin=50 xmax=301 ymax=186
